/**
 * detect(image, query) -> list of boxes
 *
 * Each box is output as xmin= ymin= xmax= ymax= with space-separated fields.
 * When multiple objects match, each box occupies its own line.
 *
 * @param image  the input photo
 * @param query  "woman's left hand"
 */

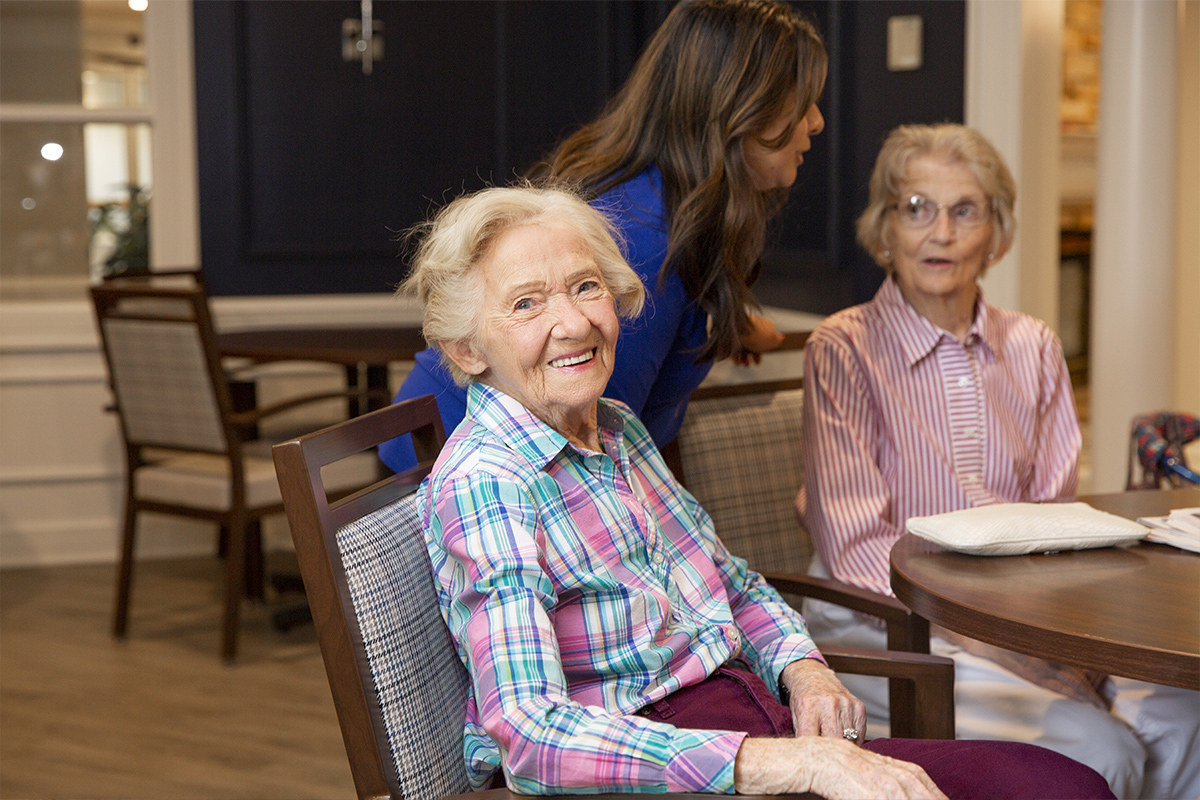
xmin=781 ymin=658 xmax=868 ymax=743
xmin=734 ymin=315 xmax=786 ymax=366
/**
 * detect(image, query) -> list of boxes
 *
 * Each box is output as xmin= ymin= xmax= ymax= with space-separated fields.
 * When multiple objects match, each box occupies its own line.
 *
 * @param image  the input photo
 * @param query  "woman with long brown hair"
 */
xmin=380 ymin=0 xmax=826 ymax=472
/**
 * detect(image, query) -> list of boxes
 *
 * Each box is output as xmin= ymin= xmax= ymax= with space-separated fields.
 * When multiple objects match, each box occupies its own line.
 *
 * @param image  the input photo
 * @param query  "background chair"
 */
xmin=91 ymin=271 xmax=382 ymax=662
xmin=271 ymin=395 xmax=955 ymax=800
xmin=673 ymin=375 xmax=946 ymax=739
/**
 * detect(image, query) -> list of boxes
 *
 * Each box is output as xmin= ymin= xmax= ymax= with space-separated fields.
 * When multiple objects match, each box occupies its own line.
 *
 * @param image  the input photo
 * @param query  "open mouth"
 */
xmin=549 ymin=348 xmax=596 ymax=369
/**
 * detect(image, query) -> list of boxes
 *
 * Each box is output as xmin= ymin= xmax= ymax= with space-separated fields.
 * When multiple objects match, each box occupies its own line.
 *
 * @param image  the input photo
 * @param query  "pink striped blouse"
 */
xmin=797 ymin=277 xmax=1081 ymax=596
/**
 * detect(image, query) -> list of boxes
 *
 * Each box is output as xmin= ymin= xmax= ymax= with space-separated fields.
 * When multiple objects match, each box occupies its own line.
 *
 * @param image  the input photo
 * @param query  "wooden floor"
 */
xmin=0 ymin=556 xmax=357 ymax=799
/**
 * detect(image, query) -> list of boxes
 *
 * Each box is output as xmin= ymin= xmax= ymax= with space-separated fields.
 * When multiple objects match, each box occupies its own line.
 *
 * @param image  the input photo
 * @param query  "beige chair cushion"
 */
xmin=675 ymin=388 xmax=811 ymax=575
xmin=135 ymin=448 xmax=379 ymax=511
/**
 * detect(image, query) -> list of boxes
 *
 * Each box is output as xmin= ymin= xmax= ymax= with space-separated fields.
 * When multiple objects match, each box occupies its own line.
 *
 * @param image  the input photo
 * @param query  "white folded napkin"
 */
xmin=905 ymin=502 xmax=1149 ymax=555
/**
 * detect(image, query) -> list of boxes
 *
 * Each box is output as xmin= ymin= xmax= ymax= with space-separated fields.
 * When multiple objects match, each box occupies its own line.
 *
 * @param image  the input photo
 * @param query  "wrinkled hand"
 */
xmin=734 ymin=737 xmax=947 ymax=799
xmin=781 ymin=658 xmax=867 ymax=741
xmin=734 ymin=314 xmax=786 ymax=366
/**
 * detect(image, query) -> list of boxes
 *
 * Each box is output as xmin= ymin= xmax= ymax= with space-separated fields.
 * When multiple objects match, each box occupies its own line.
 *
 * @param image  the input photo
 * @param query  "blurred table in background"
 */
xmin=218 ymin=326 xmax=426 ymax=415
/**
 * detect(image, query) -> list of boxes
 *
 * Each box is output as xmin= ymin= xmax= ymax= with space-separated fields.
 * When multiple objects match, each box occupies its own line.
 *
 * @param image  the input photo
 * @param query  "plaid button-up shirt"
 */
xmin=420 ymin=383 xmax=823 ymax=794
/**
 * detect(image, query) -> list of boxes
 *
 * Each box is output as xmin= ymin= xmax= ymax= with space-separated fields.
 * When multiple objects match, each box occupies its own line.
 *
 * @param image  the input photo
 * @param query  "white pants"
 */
xmin=803 ymin=597 xmax=1200 ymax=799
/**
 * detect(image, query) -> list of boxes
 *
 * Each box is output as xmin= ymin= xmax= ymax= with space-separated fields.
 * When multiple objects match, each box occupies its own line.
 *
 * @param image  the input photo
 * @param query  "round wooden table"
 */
xmin=890 ymin=488 xmax=1200 ymax=690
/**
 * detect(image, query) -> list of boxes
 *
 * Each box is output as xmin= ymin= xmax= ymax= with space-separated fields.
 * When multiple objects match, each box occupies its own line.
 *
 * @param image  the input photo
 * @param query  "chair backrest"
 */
xmin=271 ymin=396 xmax=470 ymax=800
xmin=90 ymin=273 xmax=233 ymax=455
xmin=674 ymin=379 xmax=811 ymax=575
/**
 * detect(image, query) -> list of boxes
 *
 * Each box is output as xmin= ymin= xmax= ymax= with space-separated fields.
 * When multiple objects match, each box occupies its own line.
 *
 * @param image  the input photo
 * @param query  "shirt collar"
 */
xmin=465 ymin=382 xmax=625 ymax=470
xmin=876 ymin=276 xmax=996 ymax=367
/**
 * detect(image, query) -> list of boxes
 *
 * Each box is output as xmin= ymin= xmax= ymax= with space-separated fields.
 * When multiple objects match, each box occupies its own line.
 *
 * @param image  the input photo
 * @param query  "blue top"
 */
xmin=379 ymin=166 xmax=712 ymax=472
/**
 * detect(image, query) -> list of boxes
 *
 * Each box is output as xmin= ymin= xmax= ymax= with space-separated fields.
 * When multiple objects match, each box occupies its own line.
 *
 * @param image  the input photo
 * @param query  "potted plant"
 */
xmin=89 ymin=183 xmax=149 ymax=278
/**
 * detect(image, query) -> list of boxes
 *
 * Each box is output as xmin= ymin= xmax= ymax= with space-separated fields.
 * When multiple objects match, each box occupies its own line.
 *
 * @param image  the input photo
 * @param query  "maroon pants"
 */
xmin=635 ymin=664 xmax=1115 ymax=800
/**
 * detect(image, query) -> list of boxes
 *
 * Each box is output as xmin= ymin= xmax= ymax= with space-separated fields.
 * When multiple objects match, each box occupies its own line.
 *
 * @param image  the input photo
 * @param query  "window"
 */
xmin=0 ymin=0 xmax=150 ymax=300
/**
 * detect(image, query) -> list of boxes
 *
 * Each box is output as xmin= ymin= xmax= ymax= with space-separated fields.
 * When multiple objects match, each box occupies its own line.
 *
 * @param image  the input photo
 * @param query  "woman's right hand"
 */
xmin=734 ymin=314 xmax=786 ymax=365
xmin=733 ymin=736 xmax=947 ymax=799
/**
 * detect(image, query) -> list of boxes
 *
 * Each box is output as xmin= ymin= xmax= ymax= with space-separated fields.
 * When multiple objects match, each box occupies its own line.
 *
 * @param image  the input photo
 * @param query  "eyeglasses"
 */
xmin=892 ymin=194 xmax=992 ymax=230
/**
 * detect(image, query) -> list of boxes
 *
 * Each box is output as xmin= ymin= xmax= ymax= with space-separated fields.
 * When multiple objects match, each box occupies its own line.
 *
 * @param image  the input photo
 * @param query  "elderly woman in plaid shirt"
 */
xmin=404 ymin=184 xmax=1112 ymax=799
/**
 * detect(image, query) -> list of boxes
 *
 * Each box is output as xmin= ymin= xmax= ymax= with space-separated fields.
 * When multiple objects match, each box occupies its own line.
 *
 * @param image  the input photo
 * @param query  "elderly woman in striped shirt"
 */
xmin=407 ymin=183 xmax=1112 ymax=798
xmin=797 ymin=123 xmax=1199 ymax=800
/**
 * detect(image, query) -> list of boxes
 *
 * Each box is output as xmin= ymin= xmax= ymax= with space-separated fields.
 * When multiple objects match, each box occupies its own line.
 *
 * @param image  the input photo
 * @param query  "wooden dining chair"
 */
xmin=271 ymin=394 xmax=954 ymax=799
xmin=91 ymin=272 xmax=383 ymax=662
xmin=672 ymin=370 xmax=951 ymax=739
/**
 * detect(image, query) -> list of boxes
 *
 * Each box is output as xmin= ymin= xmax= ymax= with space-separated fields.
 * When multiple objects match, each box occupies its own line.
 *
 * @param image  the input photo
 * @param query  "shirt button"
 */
xmin=965 ymin=426 xmax=978 ymax=438
xmin=654 ymin=553 xmax=665 ymax=565
xmin=957 ymin=376 xmax=971 ymax=388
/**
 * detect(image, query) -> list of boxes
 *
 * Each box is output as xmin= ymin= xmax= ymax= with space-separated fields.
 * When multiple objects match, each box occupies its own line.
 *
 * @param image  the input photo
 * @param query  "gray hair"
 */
xmin=856 ymin=123 xmax=1017 ymax=275
xmin=398 ymin=184 xmax=646 ymax=387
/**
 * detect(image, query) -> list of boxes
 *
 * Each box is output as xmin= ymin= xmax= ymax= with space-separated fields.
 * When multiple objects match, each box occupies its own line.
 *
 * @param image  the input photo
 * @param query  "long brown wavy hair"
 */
xmin=533 ymin=0 xmax=827 ymax=362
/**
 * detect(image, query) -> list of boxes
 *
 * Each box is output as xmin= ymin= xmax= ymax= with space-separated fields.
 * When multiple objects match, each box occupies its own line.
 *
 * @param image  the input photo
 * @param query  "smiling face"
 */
xmin=744 ymin=102 xmax=825 ymax=191
xmin=444 ymin=220 xmax=619 ymax=445
xmin=887 ymin=156 xmax=996 ymax=333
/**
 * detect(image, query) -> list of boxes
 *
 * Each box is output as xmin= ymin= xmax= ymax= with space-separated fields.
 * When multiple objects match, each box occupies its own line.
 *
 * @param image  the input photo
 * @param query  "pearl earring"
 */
xmin=987 ymin=252 xmax=995 ymax=261
xmin=882 ymin=250 xmax=891 ymax=260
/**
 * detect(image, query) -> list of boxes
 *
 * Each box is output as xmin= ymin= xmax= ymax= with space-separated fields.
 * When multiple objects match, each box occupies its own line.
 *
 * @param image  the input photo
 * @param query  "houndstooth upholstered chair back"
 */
xmin=336 ymin=489 xmax=474 ymax=797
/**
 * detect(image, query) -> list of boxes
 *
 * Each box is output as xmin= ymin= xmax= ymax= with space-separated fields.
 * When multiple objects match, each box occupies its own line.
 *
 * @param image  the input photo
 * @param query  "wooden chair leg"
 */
xmin=221 ymin=514 xmax=247 ymax=663
xmin=911 ymin=658 xmax=956 ymax=740
xmin=112 ymin=499 xmax=138 ymax=638
xmin=885 ymin=610 xmax=931 ymax=739
xmin=244 ymin=520 xmax=264 ymax=601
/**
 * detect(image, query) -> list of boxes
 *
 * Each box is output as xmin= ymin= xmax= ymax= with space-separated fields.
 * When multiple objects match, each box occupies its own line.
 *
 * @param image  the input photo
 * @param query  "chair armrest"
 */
xmin=227 ymin=388 xmax=391 ymax=429
xmin=821 ymin=647 xmax=955 ymax=740
xmin=761 ymin=571 xmax=930 ymax=653
xmin=764 ymin=571 xmax=940 ymax=739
